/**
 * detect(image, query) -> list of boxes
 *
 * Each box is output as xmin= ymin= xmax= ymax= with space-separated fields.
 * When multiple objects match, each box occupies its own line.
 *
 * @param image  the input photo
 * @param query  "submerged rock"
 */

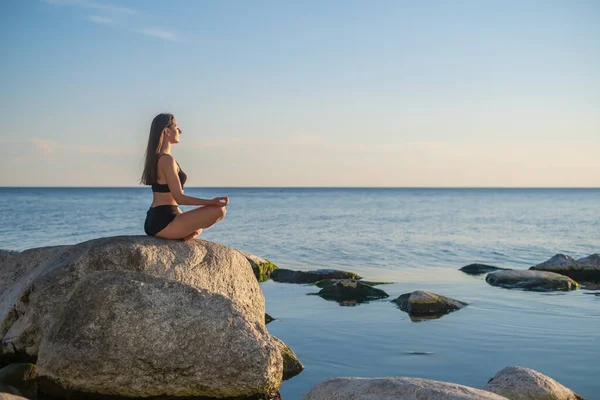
xmin=393 ymin=290 xmax=467 ymax=319
xmin=302 ymin=377 xmax=508 ymax=400
xmin=531 ymin=253 xmax=600 ymax=283
xmin=460 ymin=263 xmax=510 ymax=275
xmin=486 ymin=270 xmax=578 ymax=292
xmin=484 ymin=366 xmax=584 ymax=400
xmin=316 ymin=279 xmax=389 ymax=305
xmin=239 ymin=251 xmax=279 ymax=282
xmin=271 ymin=269 xmax=361 ymax=284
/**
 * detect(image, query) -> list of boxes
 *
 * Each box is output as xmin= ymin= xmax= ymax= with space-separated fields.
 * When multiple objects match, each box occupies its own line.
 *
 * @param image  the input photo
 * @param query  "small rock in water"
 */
xmin=459 ymin=263 xmax=510 ymax=275
xmin=486 ymin=270 xmax=578 ymax=292
xmin=315 ymin=279 xmax=389 ymax=306
xmin=393 ymin=290 xmax=467 ymax=320
xmin=271 ymin=268 xmax=361 ymax=284
xmin=484 ymin=366 xmax=584 ymax=400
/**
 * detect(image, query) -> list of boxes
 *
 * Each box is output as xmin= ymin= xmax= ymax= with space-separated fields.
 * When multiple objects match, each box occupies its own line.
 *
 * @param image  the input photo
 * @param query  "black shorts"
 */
xmin=144 ymin=205 xmax=179 ymax=236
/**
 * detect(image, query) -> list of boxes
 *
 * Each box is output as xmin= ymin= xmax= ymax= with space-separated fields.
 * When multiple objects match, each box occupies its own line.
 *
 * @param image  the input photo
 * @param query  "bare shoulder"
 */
xmin=157 ymin=154 xmax=176 ymax=167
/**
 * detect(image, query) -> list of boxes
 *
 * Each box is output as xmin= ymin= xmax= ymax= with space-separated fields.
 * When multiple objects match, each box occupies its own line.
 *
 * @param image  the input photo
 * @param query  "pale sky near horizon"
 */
xmin=1 ymin=0 xmax=599 ymax=187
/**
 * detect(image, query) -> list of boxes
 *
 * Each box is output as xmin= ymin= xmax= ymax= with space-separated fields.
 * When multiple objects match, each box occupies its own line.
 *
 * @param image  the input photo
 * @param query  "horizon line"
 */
xmin=1 ymin=186 xmax=599 ymax=190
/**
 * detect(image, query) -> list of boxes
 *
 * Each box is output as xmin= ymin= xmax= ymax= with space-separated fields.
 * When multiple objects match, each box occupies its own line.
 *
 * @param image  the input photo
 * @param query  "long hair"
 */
xmin=140 ymin=113 xmax=175 ymax=185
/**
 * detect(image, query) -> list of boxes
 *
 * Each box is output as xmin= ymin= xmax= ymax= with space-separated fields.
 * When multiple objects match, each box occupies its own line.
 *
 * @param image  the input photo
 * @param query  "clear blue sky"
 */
xmin=1 ymin=0 xmax=599 ymax=187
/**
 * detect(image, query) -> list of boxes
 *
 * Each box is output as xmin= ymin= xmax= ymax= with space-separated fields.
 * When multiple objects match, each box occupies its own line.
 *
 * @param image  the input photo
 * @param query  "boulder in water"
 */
xmin=316 ymin=279 xmax=389 ymax=306
xmin=484 ymin=366 xmax=584 ymax=400
xmin=393 ymin=290 xmax=467 ymax=320
xmin=486 ymin=270 xmax=578 ymax=292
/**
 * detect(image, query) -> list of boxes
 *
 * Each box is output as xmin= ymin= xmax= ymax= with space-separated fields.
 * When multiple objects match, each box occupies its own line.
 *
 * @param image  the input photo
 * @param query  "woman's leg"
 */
xmin=155 ymin=206 xmax=226 ymax=240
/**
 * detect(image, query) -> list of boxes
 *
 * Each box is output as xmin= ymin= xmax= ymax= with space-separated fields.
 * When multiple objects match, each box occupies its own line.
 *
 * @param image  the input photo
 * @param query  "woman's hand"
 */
xmin=212 ymin=196 xmax=229 ymax=206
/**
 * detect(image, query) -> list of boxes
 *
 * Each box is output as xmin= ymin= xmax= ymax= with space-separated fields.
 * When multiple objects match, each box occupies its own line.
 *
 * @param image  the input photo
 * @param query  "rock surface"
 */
xmin=239 ymin=251 xmax=279 ymax=282
xmin=315 ymin=279 xmax=391 ymax=288
xmin=0 ymin=250 xmax=19 ymax=264
xmin=271 ymin=269 xmax=361 ymax=284
xmin=484 ymin=366 xmax=584 ymax=400
xmin=486 ymin=270 xmax=578 ymax=292
xmin=302 ymin=377 xmax=508 ymax=400
xmin=316 ymin=279 xmax=389 ymax=305
xmin=459 ymin=263 xmax=510 ymax=275
xmin=271 ymin=336 xmax=304 ymax=381
xmin=36 ymin=270 xmax=282 ymax=398
xmin=0 ymin=236 xmax=299 ymax=398
xmin=531 ymin=254 xmax=600 ymax=283
xmin=0 ymin=236 xmax=266 ymax=361
xmin=393 ymin=291 xmax=467 ymax=318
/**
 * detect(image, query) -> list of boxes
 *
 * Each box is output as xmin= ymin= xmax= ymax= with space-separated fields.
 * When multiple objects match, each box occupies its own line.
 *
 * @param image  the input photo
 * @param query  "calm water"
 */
xmin=1 ymin=187 xmax=599 ymax=399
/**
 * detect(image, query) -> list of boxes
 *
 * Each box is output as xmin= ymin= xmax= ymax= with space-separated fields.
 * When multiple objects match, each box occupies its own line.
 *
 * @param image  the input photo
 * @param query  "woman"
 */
xmin=141 ymin=113 xmax=229 ymax=241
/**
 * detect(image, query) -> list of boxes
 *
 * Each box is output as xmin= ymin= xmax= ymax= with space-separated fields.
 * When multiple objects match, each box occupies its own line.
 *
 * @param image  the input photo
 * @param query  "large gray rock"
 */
xmin=393 ymin=290 xmax=467 ymax=320
xmin=484 ymin=366 xmax=584 ymax=400
xmin=0 ymin=236 xmax=297 ymax=398
xmin=302 ymin=377 xmax=509 ymax=400
xmin=271 ymin=269 xmax=361 ymax=284
xmin=531 ymin=254 xmax=600 ymax=282
xmin=0 ymin=236 xmax=265 ymax=361
xmin=486 ymin=270 xmax=578 ymax=292
xmin=0 ymin=250 xmax=19 ymax=264
xmin=37 ymin=271 xmax=282 ymax=398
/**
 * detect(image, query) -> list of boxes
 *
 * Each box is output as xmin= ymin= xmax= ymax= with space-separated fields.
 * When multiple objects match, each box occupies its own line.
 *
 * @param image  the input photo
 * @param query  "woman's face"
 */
xmin=166 ymin=119 xmax=182 ymax=144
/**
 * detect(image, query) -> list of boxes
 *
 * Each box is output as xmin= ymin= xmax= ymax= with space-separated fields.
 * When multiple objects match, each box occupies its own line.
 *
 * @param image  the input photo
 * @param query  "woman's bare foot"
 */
xmin=182 ymin=229 xmax=202 ymax=241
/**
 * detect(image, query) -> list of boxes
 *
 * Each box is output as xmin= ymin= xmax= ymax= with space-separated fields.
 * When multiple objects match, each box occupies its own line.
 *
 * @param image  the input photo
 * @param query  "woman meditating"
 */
xmin=141 ymin=113 xmax=229 ymax=241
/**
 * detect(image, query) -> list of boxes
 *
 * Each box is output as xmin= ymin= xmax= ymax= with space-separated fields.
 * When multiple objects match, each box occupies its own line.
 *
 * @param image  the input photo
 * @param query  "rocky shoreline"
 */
xmin=1 ymin=237 xmax=593 ymax=399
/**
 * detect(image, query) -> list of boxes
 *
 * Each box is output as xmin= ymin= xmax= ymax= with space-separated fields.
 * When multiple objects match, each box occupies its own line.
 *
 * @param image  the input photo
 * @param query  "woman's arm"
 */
xmin=158 ymin=155 xmax=224 ymax=206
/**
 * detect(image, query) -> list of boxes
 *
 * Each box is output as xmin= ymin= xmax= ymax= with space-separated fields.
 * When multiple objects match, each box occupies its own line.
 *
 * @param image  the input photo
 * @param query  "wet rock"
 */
xmin=316 ymin=279 xmax=389 ymax=305
xmin=239 ymin=251 xmax=279 ymax=282
xmin=0 ymin=364 xmax=36 ymax=399
xmin=486 ymin=270 xmax=578 ymax=292
xmin=484 ymin=366 xmax=584 ymax=400
xmin=460 ymin=263 xmax=510 ymax=275
xmin=265 ymin=313 xmax=275 ymax=324
xmin=530 ymin=253 xmax=600 ymax=283
xmin=271 ymin=269 xmax=361 ymax=284
xmin=271 ymin=336 xmax=304 ymax=381
xmin=315 ymin=279 xmax=391 ymax=288
xmin=393 ymin=290 xmax=467 ymax=319
xmin=302 ymin=377 xmax=508 ymax=399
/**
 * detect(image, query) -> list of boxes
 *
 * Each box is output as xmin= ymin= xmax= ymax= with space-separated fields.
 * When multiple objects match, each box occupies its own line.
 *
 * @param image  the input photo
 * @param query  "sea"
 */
xmin=1 ymin=187 xmax=599 ymax=399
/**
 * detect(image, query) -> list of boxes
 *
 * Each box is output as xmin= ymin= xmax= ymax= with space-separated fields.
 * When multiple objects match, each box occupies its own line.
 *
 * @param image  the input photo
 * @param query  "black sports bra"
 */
xmin=151 ymin=155 xmax=187 ymax=193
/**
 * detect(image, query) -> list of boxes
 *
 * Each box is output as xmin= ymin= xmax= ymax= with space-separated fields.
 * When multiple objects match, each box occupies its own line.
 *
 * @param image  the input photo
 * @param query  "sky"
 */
xmin=1 ymin=0 xmax=599 ymax=187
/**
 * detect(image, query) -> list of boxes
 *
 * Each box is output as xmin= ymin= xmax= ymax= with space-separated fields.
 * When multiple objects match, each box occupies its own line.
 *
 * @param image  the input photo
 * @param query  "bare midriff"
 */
xmin=150 ymin=192 xmax=180 ymax=209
